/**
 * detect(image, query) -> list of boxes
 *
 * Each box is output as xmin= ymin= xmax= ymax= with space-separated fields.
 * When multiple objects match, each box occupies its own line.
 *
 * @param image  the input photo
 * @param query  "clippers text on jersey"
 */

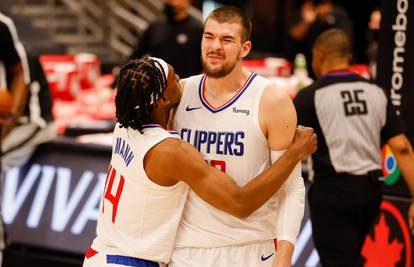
xmin=180 ymin=128 xmax=245 ymax=156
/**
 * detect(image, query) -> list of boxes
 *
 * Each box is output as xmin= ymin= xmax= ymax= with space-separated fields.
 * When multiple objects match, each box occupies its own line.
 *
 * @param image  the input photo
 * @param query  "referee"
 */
xmin=0 ymin=13 xmax=55 ymax=172
xmin=294 ymin=29 xmax=414 ymax=266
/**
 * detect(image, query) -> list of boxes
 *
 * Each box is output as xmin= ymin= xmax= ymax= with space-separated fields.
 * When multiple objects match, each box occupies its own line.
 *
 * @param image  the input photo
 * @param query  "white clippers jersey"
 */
xmin=91 ymin=123 xmax=189 ymax=263
xmin=173 ymin=73 xmax=276 ymax=248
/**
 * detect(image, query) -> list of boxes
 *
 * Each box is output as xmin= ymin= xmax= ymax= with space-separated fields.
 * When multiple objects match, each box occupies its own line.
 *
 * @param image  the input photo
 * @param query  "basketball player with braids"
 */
xmin=83 ymin=57 xmax=316 ymax=267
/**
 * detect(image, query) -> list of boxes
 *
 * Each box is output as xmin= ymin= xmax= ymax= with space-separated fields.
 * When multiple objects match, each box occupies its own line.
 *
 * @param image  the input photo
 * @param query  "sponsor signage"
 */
xmin=377 ymin=0 xmax=414 ymax=198
xmin=362 ymin=198 xmax=413 ymax=267
xmin=3 ymin=142 xmax=110 ymax=254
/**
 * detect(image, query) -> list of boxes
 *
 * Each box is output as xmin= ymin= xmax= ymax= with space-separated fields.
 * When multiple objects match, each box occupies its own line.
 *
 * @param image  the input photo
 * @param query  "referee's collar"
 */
xmin=321 ymin=69 xmax=356 ymax=78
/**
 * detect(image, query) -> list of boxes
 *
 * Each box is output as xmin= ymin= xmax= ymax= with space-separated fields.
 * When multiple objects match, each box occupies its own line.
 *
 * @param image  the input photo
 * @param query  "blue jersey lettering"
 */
xmin=114 ymin=137 xmax=135 ymax=167
xmin=207 ymin=131 xmax=217 ymax=154
xmin=180 ymin=128 xmax=245 ymax=156
xmin=224 ymin=133 xmax=234 ymax=156
xmin=234 ymin=132 xmax=245 ymax=156
xmin=216 ymin=132 xmax=225 ymax=155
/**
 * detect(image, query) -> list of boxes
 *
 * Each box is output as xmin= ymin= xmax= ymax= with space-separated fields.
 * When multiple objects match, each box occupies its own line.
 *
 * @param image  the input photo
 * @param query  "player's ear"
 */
xmin=156 ymin=97 xmax=170 ymax=107
xmin=241 ymin=40 xmax=252 ymax=58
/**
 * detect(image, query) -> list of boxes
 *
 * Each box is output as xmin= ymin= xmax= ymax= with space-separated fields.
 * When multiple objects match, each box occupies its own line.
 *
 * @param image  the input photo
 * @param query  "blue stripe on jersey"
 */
xmin=198 ymin=73 xmax=257 ymax=113
xmin=322 ymin=72 xmax=356 ymax=78
xmin=106 ymin=255 xmax=159 ymax=267
xmin=169 ymin=131 xmax=180 ymax=138
xmin=142 ymin=124 xmax=162 ymax=129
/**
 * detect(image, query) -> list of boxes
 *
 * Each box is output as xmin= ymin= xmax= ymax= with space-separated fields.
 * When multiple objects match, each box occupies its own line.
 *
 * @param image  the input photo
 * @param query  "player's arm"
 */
xmin=8 ymin=63 xmax=27 ymax=117
xmin=387 ymin=134 xmax=414 ymax=232
xmin=0 ymin=22 xmax=28 ymax=138
xmin=144 ymin=128 xmax=316 ymax=219
xmin=381 ymin=90 xmax=414 ymax=233
xmin=259 ymin=84 xmax=303 ymax=267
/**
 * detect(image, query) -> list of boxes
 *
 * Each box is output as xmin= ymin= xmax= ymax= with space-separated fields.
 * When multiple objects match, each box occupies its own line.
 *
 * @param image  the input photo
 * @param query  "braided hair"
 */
xmin=115 ymin=57 xmax=167 ymax=133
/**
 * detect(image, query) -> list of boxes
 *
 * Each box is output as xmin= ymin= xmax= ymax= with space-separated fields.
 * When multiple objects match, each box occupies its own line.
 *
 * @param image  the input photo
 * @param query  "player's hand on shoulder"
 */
xmin=288 ymin=125 xmax=317 ymax=161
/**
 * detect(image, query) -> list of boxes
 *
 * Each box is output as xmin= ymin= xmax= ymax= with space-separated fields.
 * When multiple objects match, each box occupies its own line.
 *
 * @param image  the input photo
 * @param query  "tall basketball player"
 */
xmin=83 ymin=58 xmax=316 ymax=267
xmin=171 ymin=6 xmax=304 ymax=267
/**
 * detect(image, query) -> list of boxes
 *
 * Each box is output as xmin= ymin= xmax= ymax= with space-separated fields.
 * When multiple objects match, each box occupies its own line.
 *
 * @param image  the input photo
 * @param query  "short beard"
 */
xmin=201 ymin=56 xmax=237 ymax=78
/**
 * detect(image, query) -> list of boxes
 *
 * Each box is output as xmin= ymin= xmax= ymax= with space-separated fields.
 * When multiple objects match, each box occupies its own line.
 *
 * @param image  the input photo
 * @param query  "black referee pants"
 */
xmin=309 ymin=175 xmax=383 ymax=267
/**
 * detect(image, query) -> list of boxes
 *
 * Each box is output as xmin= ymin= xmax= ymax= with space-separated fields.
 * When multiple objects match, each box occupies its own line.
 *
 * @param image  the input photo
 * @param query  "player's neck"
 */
xmin=205 ymin=66 xmax=250 ymax=97
xmin=151 ymin=108 xmax=169 ymax=129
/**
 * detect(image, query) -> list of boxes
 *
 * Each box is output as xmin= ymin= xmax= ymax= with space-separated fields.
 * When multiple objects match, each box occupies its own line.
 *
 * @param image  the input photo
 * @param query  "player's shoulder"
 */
xmin=180 ymin=74 xmax=204 ymax=91
xmin=184 ymin=73 xmax=204 ymax=81
xmin=151 ymin=136 xmax=181 ymax=152
xmin=148 ymin=137 xmax=193 ymax=166
xmin=260 ymin=82 xmax=296 ymax=125
xmin=262 ymin=82 xmax=293 ymax=107
xmin=179 ymin=77 xmax=190 ymax=88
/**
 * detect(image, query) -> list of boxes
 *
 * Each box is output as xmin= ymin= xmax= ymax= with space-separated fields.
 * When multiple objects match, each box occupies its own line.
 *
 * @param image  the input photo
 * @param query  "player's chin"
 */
xmin=206 ymin=63 xmax=223 ymax=72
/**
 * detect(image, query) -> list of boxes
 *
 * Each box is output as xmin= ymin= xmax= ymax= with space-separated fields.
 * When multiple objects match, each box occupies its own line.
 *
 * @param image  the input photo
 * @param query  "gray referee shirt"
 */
xmin=294 ymin=71 xmax=405 ymax=179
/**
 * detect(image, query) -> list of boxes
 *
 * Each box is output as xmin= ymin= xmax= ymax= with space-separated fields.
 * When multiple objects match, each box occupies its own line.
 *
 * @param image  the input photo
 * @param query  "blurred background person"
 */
xmin=0 ymin=12 xmax=28 ymax=141
xmin=127 ymin=0 xmax=203 ymax=78
xmin=366 ymin=8 xmax=381 ymax=79
xmin=0 ymin=12 xmax=55 ymax=173
xmin=294 ymin=28 xmax=414 ymax=267
xmin=287 ymin=0 xmax=352 ymax=77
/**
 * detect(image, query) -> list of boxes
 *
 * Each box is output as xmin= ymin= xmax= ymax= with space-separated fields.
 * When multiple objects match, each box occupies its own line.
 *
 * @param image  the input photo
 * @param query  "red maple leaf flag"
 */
xmin=362 ymin=213 xmax=404 ymax=267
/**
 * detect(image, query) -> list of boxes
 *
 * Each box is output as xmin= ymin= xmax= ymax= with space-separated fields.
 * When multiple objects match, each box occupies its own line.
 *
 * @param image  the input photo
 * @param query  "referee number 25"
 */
xmin=340 ymin=89 xmax=368 ymax=116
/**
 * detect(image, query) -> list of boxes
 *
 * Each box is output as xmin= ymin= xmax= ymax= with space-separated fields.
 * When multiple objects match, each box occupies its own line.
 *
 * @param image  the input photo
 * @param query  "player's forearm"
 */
xmin=236 ymin=149 xmax=302 ymax=217
xmin=274 ymin=174 xmax=305 ymax=245
xmin=394 ymin=151 xmax=414 ymax=198
xmin=3 ymin=64 xmax=28 ymax=138
xmin=272 ymin=240 xmax=294 ymax=267
xmin=389 ymin=135 xmax=414 ymax=197
xmin=9 ymin=64 xmax=28 ymax=118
